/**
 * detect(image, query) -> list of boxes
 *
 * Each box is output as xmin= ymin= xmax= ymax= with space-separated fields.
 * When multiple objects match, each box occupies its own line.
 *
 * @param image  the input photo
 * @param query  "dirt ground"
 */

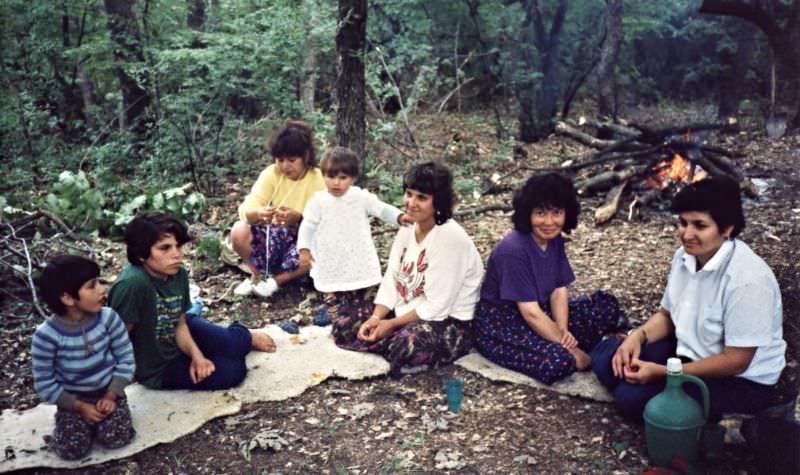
xmin=2 ymin=108 xmax=799 ymax=474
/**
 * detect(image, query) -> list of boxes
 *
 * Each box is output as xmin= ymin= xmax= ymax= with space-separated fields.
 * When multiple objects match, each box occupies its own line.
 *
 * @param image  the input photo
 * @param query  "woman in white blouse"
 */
xmin=591 ymin=177 xmax=786 ymax=422
xmin=330 ymin=161 xmax=484 ymax=377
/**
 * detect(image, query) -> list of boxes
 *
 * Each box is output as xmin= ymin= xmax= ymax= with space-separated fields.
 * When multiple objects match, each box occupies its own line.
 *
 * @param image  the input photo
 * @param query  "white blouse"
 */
xmin=375 ymin=220 xmax=483 ymax=321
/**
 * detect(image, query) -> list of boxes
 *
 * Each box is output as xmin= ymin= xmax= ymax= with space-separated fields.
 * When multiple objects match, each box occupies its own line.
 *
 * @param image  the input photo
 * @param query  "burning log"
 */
xmin=576 ymin=165 xmax=648 ymax=196
xmin=547 ymin=119 xmax=758 ymax=224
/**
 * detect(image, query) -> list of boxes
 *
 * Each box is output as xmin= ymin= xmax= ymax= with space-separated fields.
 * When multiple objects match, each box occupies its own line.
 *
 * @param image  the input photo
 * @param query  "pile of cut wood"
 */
xmin=554 ymin=118 xmax=758 ymax=224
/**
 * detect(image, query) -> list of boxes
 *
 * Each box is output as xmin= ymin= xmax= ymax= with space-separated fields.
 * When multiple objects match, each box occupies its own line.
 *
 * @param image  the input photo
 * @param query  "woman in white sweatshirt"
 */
xmin=330 ymin=161 xmax=484 ymax=377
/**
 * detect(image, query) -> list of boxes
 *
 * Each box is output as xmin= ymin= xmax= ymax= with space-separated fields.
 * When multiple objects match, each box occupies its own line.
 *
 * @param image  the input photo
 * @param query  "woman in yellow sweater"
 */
xmin=230 ymin=120 xmax=325 ymax=298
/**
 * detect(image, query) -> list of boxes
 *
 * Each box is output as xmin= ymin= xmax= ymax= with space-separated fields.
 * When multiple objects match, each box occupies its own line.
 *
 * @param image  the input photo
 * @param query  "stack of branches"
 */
xmin=552 ymin=118 xmax=758 ymax=224
xmin=0 ymin=210 xmax=92 ymax=330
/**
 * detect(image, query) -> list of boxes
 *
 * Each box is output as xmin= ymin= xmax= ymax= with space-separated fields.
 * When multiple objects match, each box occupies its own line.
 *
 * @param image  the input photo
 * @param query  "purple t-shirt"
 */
xmin=480 ymin=231 xmax=575 ymax=304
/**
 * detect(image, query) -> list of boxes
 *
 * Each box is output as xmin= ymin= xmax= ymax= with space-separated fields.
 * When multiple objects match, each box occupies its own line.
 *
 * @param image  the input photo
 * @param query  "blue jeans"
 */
xmin=161 ymin=313 xmax=252 ymax=390
xmin=590 ymin=337 xmax=777 ymax=421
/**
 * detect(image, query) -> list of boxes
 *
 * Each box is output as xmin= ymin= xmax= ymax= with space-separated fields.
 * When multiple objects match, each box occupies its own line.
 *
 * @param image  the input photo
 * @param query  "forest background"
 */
xmin=1 ymin=0 xmax=799 ymax=472
xmin=3 ymin=0 xmax=799 ymax=231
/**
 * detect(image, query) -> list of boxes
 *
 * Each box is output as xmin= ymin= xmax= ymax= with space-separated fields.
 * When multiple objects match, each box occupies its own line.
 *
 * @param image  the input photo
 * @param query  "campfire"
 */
xmin=551 ymin=118 xmax=757 ymax=224
xmin=648 ymin=151 xmax=708 ymax=190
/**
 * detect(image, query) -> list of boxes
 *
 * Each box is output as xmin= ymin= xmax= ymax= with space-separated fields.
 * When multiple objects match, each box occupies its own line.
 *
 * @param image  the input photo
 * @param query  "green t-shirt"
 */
xmin=108 ymin=265 xmax=191 ymax=388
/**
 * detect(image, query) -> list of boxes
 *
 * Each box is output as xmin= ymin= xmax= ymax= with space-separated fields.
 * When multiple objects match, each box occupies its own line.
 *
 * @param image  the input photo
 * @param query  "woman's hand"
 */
xmin=246 ymin=207 xmax=275 ymax=225
xmin=190 ymin=356 xmax=216 ymax=384
xmin=357 ymin=316 xmax=381 ymax=341
xmin=623 ymin=359 xmax=665 ymax=384
xmin=369 ymin=320 xmax=396 ymax=342
xmin=560 ymin=328 xmax=578 ymax=350
xmin=612 ymin=332 xmax=643 ymax=378
xmin=358 ymin=315 xmax=397 ymax=343
xmin=274 ymin=206 xmax=301 ymax=227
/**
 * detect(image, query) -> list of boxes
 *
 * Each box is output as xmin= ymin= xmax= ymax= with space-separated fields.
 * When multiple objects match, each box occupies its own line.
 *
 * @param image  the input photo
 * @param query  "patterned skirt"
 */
xmin=328 ymin=287 xmax=473 ymax=378
xmin=249 ymin=224 xmax=301 ymax=276
xmin=473 ymin=290 xmax=626 ymax=385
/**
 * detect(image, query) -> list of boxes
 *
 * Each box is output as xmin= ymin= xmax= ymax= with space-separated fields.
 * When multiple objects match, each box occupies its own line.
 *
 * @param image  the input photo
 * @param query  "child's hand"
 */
xmin=96 ymin=397 xmax=116 ymax=415
xmin=74 ymin=400 xmax=105 ymax=424
xmin=190 ymin=356 xmax=216 ymax=384
xmin=299 ymin=249 xmax=314 ymax=270
xmin=398 ymin=213 xmax=414 ymax=226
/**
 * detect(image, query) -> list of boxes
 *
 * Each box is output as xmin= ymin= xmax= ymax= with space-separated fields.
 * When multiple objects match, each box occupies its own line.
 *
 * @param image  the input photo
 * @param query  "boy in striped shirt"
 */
xmin=32 ymin=255 xmax=136 ymax=460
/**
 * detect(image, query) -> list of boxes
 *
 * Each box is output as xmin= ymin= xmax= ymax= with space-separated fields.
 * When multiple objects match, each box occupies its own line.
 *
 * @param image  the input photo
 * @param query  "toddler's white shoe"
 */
xmin=253 ymin=278 xmax=279 ymax=298
xmin=234 ymin=278 xmax=254 ymax=296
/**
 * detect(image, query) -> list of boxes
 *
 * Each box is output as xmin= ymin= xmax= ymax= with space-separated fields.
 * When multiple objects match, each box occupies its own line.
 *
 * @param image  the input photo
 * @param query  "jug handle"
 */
xmin=680 ymin=374 xmax=710 ymax=420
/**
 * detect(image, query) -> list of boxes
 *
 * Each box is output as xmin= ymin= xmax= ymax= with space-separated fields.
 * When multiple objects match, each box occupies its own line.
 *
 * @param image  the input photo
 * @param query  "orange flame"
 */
xmin=648 ymin=152 xmax=707 ymax=189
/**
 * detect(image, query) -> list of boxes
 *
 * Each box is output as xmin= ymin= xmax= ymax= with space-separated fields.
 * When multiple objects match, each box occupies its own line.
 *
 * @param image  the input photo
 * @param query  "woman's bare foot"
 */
xmin=569 ymin=347 xmax=591 ymax=371
xmin=251 ymin=331 xmax=276 ymax=352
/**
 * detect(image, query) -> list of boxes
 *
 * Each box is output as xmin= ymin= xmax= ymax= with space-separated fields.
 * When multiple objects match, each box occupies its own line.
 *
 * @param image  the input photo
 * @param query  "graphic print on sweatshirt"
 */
xmin=394 ymin=247 xmax=427 ymax=303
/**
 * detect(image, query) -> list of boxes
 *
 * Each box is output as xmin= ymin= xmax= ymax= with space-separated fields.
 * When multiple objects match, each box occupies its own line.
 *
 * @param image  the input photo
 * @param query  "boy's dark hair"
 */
xmin=403 ymin=161 xmax=454 ymax=225
xmin=269 ymin=120 xmax=317 ymax=168
xmin=671 ymin=176 xmax=745 ymax=238
xmin=512 ymin=173 xmax=580 ymax=234
xmin=125 ymin=211 xmax=191 ymax=265
xmin=38 ymin=255 xmax=100 ymax=315
xmin=321 ymin=146 xmax=360 ymax=178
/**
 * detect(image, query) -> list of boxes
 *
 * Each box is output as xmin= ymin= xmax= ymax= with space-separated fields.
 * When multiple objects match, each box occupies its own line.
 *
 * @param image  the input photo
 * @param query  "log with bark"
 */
xmin=595 ymin=179 xmax=629 ymax=224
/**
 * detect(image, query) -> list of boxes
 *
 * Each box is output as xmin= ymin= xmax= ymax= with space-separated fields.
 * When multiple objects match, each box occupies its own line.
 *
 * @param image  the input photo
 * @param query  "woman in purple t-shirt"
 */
xmin=473 ymin=173 xmax=626 ymax=384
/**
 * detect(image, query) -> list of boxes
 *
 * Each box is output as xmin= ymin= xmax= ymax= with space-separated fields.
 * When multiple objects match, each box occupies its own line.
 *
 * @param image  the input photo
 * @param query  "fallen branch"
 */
xmin=556 ymin=121 xmax=616 ymax=149
xmin=2 ymin=222 xmax=48 ymax=320
xmin=595 ymin=180 xmax=629 ymax=224
xmin=571 ymin=118 xmax=640 ymax=138
xmin=455 ymin=203 xmax=513 ymax=217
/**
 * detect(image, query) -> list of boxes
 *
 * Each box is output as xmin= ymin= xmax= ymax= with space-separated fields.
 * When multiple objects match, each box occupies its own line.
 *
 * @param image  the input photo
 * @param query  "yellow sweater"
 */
xmin=238 ymin=165 xmax=326 ymax=222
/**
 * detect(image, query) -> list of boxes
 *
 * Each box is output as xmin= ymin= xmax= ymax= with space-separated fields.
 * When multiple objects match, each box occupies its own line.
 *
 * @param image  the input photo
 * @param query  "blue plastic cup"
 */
xmin=445 ymin=379 xmax=463 ymax=412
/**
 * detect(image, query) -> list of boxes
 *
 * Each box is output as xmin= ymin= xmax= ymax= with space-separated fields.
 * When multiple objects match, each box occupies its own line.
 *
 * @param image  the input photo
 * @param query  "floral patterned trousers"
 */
xmin=473 ymin=290 xmax=626 ymax=385
xmin=328 ymin=287 xmax=473 ymax=378
xmin=50 ymin=391 xmax=135 ymax=460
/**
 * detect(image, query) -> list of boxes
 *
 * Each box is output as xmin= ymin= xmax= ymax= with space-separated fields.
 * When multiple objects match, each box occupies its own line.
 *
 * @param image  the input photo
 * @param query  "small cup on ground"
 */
xmin=445 ymin=379 xmax=463 ymax=413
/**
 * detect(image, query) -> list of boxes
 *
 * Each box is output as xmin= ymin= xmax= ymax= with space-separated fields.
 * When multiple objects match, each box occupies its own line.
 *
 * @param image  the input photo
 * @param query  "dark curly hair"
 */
xmin=269 ymin=120 xmax=317 ymax=168
xmin=403 ymin=161 xmax=454 ymax=225
xmin=124 ymin=211 xmax=191 ymax=265
xmin=38 ymin=255 xmax=100 ymax=315
xmin=512 ymin=173 xmax=580 ymax=233
xmin=671 ymin=176 xmax=745 ymax=238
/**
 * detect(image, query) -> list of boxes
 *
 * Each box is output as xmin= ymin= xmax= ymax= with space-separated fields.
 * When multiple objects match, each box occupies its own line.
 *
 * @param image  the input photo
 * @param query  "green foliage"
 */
xmin=114 ymin=184 xmax=207 ymax=230
xmin=196 ymin=235 xmax=222 ymax=261
xmin=45 ymin=171 xmax=108 ymax=233
xmin=42 ymin=170 xmax=206 ymax=235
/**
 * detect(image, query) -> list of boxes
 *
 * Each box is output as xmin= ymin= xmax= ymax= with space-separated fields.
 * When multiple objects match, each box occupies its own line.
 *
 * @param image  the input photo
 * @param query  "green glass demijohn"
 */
xmin=643 ymin=357 xmax=710 ymax=467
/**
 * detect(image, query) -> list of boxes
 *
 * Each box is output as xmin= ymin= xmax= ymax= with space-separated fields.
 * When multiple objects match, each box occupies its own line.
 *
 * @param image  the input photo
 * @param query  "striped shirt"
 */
xmin=31 ymin=307 xmax=135 ymax=410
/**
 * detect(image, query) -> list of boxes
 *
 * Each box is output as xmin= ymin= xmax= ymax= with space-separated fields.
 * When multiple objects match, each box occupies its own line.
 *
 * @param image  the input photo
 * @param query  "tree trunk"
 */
xmin=187 ymin=0 xmax=206 ymax=30
xmin=335 ymin=0 xmax=367 ymax=168
xmin=700 ymin=0 xmax=800 ymax=129
xmin=103 ymin=0 xmax=152 ymax=140
xmin=595 ymin=0 xmax=623 ymax=120
xmin=301 ymin=0 xmax=320 ymax=113
xmin=55 ymin=5 xmax=90 ymax=137
xmin=717 ymin=21 xmax=756 ymax=120
xmin=516 ymin=0 xmax=569 ymax=143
